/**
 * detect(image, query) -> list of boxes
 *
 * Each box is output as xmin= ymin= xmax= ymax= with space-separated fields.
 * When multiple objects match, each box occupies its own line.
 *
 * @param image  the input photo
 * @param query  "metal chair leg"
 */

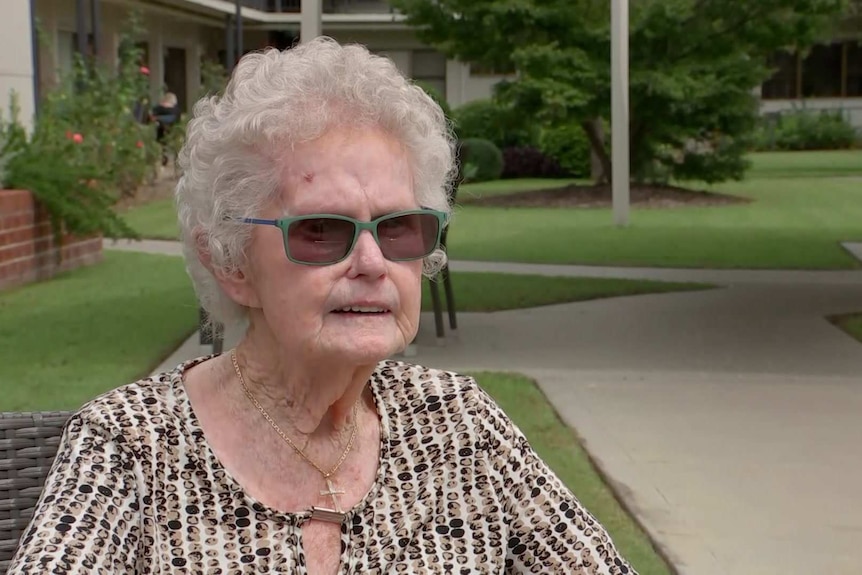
xmin=442 ymin=265 xmax=457 ymax=331
xmin=428 ymin=276 xmax=445 ymax=342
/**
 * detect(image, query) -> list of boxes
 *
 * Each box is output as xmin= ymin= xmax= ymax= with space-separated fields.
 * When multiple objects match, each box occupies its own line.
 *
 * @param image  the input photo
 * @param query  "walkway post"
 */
xmin=611 ymin=0 xmax=630 ymax=227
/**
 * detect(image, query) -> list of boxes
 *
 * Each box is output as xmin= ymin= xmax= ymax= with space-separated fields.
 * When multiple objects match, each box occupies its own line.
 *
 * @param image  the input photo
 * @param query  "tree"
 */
xmin=392 ymin=0 xmax=847 ymax=184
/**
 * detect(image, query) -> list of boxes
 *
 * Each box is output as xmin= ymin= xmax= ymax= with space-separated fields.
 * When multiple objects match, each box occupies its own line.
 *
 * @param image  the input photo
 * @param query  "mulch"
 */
xmin=461 ymin=183 xmax=751 ymax=209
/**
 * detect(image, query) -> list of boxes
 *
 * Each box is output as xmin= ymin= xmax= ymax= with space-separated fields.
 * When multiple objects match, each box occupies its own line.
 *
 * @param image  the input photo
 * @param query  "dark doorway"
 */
xmin=163 ymin=47 xmax=188 ymax=112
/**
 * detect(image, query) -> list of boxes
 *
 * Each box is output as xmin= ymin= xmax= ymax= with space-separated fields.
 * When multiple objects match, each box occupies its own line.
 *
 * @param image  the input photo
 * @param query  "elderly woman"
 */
xmin=9 ymin=38 xmax=635 ymax=574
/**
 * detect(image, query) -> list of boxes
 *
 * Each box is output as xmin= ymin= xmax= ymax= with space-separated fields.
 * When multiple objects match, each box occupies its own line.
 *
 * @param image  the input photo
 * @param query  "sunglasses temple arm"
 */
xmin=239 ymin=217 xmax=280 ymax=226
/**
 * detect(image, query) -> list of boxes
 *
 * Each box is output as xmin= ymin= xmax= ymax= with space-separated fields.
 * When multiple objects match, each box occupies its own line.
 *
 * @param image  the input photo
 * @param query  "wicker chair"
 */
xmin=0 ymin=411 xmax=73 ymax=573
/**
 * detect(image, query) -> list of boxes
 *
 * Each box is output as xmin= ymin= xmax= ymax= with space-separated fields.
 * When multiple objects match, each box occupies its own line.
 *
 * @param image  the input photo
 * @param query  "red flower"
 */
xmin=140 ymin=66 xmax=150 ymax=75
xmin=72 ymin=133 xmax=83 ymax=144
xmin=65 ymin=131 xmax=72 ymax=140
xmin=136 ymin=140 xmax=144 ymax=149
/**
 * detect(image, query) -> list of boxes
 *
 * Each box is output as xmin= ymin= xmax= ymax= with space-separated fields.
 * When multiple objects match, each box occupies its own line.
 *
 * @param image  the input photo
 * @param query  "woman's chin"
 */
xmin=325 ymin=334 xmax=405 ymax=365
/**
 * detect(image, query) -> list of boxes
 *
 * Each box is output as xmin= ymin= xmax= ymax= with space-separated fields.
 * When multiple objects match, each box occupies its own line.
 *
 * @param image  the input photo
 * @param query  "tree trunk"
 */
xmin=580 ymin=119 xmax=612 ymax=185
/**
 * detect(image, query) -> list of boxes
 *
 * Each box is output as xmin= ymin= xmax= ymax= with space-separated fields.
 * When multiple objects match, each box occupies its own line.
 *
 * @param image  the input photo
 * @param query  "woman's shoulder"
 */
xmin=372 ymin=359 xmax=498 ymax=414
xmin=69 ymin=357 xmax=203 ymax=442
xmin=374 ymin=359 xmax=476 ymax=391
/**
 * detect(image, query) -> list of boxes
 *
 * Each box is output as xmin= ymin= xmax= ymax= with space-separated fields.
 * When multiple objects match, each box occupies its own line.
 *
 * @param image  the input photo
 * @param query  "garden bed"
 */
xmin=464 ymin=182 xmax=750 ymax=208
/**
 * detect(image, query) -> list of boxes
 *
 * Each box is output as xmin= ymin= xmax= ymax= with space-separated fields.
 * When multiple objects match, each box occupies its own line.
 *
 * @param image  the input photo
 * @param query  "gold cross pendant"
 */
xmin=310 ymin=478 xmax=347 ymax=524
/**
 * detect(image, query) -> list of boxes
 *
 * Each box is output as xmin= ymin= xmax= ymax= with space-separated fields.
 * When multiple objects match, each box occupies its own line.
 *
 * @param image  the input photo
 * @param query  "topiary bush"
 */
xmin=538 ymin=123 xmax=592 ymax=178
xmin=453 ymin=98 xmax=537 ymax=149
xmin=459 ymin=138 xmax=504 ymax=182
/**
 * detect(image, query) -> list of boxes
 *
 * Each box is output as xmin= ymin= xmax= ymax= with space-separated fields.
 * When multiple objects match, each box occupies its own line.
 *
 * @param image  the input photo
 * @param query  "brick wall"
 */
xmin=0 ymin=189 xmax=103 ymax=291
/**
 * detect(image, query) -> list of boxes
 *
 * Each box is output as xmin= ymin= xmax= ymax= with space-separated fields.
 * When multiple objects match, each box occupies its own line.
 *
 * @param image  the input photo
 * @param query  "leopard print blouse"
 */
xmin=9 ymin=357 xmax=635 ymax=574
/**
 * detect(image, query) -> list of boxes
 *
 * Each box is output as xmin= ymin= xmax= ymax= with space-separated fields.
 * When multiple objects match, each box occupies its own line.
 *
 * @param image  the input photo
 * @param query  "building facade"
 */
xmin=1 ymin=0 xmax=507 ymax=124
xmin=760 ymin=12 xmax=862 ymax=127
xmin=0 ymin=0 xmax=37 ymax=130
xmin=2 ymin=0 xmax=860 ymax=129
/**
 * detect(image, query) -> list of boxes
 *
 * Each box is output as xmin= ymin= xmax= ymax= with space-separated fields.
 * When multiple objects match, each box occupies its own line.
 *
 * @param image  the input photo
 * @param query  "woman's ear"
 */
xmin=194 ymin=228 xmax=261 ymax=310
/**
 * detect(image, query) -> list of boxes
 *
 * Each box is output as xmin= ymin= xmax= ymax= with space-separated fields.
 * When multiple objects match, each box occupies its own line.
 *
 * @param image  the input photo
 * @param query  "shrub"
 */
xmin=452 ymin=98 xmax=537 ymax=149
xmin=0 ymin=119 xmax=19 ymax=188
xmin=0 ymin=14 xmax=152 ymax=240
xmin=538 ymin=123 xmax=592 ymax=178
xmin=753 ymin=109 xmax=858 ymax=151
xmin=200 ymin=58 xmax=229 ymax=98
xmin=501 ymin=146 xmax=568 ymax=179
xmin=29 ymin=14 xmax=161 ymax=198
xmin=1 ymin=97 xmax=135 ymax=239
xmin=459 ymin=138 xmax=504 ymax=182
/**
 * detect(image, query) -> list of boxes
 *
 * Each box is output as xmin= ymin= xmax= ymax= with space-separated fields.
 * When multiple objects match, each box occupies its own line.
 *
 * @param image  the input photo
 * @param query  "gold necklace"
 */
xmin=230 ymin=349 xmax=358 ymax=523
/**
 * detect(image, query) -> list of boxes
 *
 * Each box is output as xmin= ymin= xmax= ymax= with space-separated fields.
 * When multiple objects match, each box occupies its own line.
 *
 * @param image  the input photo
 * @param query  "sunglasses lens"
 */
xmin=286 ymin=217 xmax=356 ymax=264
xmin=376 ymin=212 xmax=441 ymax=261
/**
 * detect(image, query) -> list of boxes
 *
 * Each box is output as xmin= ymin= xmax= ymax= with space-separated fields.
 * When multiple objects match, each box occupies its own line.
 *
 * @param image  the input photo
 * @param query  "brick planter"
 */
xmin=0 ymin=189 xmax=103 ymax=291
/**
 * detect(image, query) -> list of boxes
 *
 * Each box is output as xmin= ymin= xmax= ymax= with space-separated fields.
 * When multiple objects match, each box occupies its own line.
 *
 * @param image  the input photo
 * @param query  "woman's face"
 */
xmin=237 ymin=126 xmax=425 ymax=365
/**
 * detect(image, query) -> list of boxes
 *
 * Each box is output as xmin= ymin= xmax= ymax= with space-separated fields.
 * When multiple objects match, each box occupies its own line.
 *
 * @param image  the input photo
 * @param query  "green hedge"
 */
xmin=753 ymin=109 xmax=858 ymax=151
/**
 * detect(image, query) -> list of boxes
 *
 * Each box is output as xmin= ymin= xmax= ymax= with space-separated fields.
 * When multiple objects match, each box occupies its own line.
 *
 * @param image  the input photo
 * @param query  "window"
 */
xmin=762 ymin=51 xmax=798 ymax=99
xmin=847 ymin=42 xmax=862 ymax=97
xmin=801 ymin=43 xmax=843 ymax=97
xmin=762 ymin=41 xmax=862 ymax=100
xmin=411 ymin=50 xmax=446 ymax=96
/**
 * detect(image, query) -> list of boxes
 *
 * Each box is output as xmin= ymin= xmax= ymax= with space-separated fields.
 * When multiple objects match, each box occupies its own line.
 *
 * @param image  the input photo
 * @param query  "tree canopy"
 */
xmin=392 ymin=0 xmax=848 ymax=183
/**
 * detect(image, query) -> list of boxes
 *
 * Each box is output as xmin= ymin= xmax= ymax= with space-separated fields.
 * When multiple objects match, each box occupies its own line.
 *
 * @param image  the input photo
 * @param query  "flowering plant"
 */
xmin=0 ymin=15 xmax=155 ymax=239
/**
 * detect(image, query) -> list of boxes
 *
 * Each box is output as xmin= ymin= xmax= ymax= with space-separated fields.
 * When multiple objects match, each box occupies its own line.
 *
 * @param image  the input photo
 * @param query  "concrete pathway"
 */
xmin=109 ymin=239 xmax=862 ymax=575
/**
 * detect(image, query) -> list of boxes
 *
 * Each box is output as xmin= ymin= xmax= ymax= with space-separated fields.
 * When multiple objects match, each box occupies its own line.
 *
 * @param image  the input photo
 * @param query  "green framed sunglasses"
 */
xmin=238 ymin=208 xmax=447 ymax=266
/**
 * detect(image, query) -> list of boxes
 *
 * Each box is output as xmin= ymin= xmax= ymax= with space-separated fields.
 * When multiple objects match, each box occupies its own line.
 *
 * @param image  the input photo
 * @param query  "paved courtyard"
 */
xmin=114 ymin=238 xmax=862 ymax=575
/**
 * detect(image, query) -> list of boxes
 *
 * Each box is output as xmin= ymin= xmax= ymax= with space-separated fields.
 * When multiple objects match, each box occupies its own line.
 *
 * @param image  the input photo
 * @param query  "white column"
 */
xmin=0 ymin=0 xmax=36 ymax=131
xmin=301 ymin=0 xmax=322 ymax=42
xmin=445 ymin=59 xmax=468 ymax=108
xmin=611 ymin=0 xmax=630 ymax=227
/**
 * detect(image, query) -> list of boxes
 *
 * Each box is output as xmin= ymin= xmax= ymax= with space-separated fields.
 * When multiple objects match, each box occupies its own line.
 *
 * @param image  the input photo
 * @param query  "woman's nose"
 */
xmin=347 ymin=230 xmax=386 ymax=277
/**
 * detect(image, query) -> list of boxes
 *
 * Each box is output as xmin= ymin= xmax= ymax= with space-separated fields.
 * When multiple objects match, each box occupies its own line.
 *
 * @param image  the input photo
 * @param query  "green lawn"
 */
xmin=477 ymin=372 xmax=672 ymax=575
xmin=448 ymin=150 xmax=862 ymax=269
xmin=0 ymin=251 xmax=199 ymax=411
xmin=422 ymin=272 xmax=709 ymax=312
xmin=121 ymin=198 xmax=178 ymax=240
xmin=746 ymin=149 xmax=862 ymax=178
